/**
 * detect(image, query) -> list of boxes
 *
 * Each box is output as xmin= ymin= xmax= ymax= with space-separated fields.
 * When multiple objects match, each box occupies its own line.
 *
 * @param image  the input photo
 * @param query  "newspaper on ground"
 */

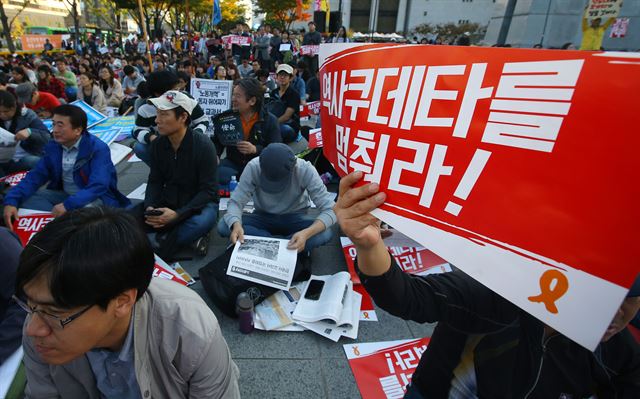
xmin=254 ymin=281 xmax=307 ymax=331
xmin=109 ymin=142 xmax=132 ymax=165
xmin=296 ymin=290 xmax=362 ymax=342
xmin=227 ymin=235 xmax=298 ymax=290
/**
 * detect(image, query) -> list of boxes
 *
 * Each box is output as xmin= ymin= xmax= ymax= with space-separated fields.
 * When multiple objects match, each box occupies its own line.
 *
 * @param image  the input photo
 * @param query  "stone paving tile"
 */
xmin=235 ymin=359 xmax=327 ymax=399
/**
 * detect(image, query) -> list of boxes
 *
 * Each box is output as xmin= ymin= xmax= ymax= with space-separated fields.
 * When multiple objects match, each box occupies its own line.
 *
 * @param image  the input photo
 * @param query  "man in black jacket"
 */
xmin=335 ymin=170 xmax=640 ymax=398
xmin=212 ymin=78 xmax=281 ymax=185
xmin=138 ymin=90 xmax=218 ymax=258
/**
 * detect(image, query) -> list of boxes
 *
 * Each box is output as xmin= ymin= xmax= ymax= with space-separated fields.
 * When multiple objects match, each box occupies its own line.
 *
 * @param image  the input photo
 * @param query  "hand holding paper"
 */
xmin=230 ymin=222 xmax=245 ymax=245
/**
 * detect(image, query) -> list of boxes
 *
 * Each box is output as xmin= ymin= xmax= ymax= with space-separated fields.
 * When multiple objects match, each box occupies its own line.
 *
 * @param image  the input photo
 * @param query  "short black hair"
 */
xmin=123 ymin=65 xmax=135 ymax=76
xmin=234 ymin=78 xmax=264 ymax=113
xmin=52 ymin=104 xmax=88 ymax=131
xmin=37 ymin=65 xmax=53 ymax=75
xmin=170 ymin=106 xmax=191 ymax=126
xmin=16 ymin=207 xmax=155 ymax=310
xmin=146 ymin=70 xmax=179 ymax=96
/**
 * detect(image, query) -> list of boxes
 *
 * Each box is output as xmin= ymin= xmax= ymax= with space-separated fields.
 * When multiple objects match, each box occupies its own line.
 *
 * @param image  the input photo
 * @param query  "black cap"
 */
xmin=259 ymin=143 xmax=296 ymax=194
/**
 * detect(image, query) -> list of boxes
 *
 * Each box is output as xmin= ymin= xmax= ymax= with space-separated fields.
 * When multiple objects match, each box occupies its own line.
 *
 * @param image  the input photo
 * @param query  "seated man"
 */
xmin=122 ymin=65 xmax=145 ymax=97
xmin=268 ymin=64 xmax=300 ymax=143
xmin=213 ymin=78 xmax=281 ymax=185
xmin=218 ymin=143 xmax=335 ymax=254
xmin=3 ymin=104 xmax=129 ymax=226
xmin=334 ymin=171 xmax=640 ymax=398
xmin=14 ymin=207 xmax=240 ymax=398
xmin=136 ymin=90 xmax=218 ymax=259
xmin=132 ymin=70 xmax=209 ymax=165
xmin=16 ymin=82 xmax=61 ymax=119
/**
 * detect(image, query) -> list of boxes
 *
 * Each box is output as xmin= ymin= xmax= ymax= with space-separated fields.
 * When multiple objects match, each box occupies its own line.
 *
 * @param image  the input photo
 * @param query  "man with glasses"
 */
xmin=14 ymin=207 xmax=240 ymax=398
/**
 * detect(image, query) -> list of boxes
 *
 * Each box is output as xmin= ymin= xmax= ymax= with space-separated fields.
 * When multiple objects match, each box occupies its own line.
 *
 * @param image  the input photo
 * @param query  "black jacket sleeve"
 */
xmin=255 ymin=112 xmax=282 ymax=155
xmin=0 ymin=228 xmax=25 ymax=366
xmin=144 ymin=140 xmax=163 ymax=208
xmin=357 ymin=255 xmax=519 ymax=333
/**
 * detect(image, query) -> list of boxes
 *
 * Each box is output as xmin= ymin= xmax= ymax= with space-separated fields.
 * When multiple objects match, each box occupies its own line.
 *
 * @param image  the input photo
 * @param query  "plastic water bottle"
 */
xmin=229 ymin=175 xmax=238 ymax=192
xmin=320 ymin=172 xmax=331 ymax=185
xmin=237 ymin=296 xmax=254 ymax=334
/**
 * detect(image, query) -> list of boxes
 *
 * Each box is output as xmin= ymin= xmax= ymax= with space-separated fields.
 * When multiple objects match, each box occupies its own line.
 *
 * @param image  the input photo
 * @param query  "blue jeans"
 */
xmin=218 ymin=158 xmax=243 ymax=185
xmin=21 ymin=189 xmax=69 ymax=211
xmin=174 ymin=202 xmax=219 ymax=245
xmin=133 ymin=142 xmax=151 ymax=166
xmin=280 ymin=123 xmax=299 ymax=143
xmin=0 ymin=155 xmax=41 ymax=177
xmin=217 ymin=211 xmax=332 ymax=252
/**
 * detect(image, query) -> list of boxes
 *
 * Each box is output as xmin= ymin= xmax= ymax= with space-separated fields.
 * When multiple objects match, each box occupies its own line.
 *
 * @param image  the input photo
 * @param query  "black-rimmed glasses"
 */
xmin=12 ymin=295 xmax=93 ymax=330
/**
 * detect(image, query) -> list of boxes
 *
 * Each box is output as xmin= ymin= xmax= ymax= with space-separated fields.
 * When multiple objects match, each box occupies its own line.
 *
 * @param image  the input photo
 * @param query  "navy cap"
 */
xmin=259 ymin=143 xmax=296 ymax=194
xmin=628 ymin=274 xmax=640 ymax=297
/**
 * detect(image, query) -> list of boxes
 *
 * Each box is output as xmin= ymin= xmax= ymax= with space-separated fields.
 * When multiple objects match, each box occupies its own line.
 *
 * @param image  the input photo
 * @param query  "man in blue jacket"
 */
xmin=2 ymin=104 xmax=129 ymax=229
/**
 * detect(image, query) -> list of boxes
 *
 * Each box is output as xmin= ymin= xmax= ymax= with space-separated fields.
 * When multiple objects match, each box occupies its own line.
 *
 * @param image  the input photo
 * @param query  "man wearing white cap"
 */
xmin=138 ymin=90 xmax=219 ymax=259
xmin=269 ymin=64 xmax=301 ymax=143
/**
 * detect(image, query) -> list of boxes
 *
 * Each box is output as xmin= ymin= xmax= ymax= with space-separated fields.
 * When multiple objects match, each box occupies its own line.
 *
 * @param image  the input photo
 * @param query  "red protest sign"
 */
xmin=320 ymin=44 xmax=640 ymax=350
xmin=12 ymin=213 xmax=54 ymax=246
xmin=0 ymin=171 xmax=28 ymax=187
xmin=300 ymin=100 xmax=322 ymax=118
xmin=300 ymin=45 xmax=320 ymax=56
xmin=344 ymin=337 xmax=430 ymax=399
xmin=308 ymin=128 xmax=323 ymax=149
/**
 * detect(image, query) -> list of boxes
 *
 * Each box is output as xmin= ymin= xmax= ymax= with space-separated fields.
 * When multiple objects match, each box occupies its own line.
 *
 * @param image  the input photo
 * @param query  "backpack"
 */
xmin=199 ymin=246 xmax=312 ymax=318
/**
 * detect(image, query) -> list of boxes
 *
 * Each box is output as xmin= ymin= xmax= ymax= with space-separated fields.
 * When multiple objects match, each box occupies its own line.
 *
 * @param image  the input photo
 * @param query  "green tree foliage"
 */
xmin=255 ymin=0 xmax=312 ymax=31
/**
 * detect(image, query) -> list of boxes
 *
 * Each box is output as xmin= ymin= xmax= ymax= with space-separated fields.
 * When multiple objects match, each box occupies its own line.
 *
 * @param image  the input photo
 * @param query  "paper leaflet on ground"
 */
xmin=91 ymin=115 xmax=136 ymax=141
xmin=254 ymin=281 xmax=307 ymax=331
xmin=109 ymin=142 xmax=132 ymax=165
xmin=127 ymin=183 xmax=147 ymax=200
xmin=153 ymin=254 xmax=195 ymax=286
xmin=0 ymin=170 xmax=27 ymax=187
xmin=0 ymin=346 xmax=23 ymax=399
xmin=227 ymin=235 xmax=298 ymax=290
xmin=320 ymin=44 xmax=640 ymax=350
xmin=219 ymin=198 xmax=255 ymax=213
xmin=354 ymin=284 xmax=378 ymax=322
xmin=12 ymin=213 xmax=54 ymax=245
xmin=343 ymin=337 xmax=430 ymax=399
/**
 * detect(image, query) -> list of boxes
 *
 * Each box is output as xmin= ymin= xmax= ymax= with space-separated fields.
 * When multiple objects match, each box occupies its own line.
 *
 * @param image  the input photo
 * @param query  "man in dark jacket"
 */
xmin=334 ymin=170 xmax=640 ymax=399
xmin=213 ymin=78 xmax=281 ymax=185
xmin=0 ymin=226 xmax=25 ymax=367
xmin=139 ymin=90 xmax=218 ymax=258
xmin=3 ymin=104 xmax=129 ymax=227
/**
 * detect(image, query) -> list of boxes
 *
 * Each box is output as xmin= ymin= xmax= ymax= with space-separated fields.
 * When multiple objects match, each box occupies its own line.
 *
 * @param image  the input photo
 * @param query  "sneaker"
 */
xmin=194 ymin=233 xmax=210 ymax=257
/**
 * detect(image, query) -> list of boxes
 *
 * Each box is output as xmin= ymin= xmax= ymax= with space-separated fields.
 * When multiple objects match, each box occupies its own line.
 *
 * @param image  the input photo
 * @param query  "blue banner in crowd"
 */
xmin=70 ymin=100 xmax=108 ymax=128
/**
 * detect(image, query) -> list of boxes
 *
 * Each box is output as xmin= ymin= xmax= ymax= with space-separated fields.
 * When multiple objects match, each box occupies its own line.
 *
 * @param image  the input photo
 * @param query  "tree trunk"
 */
xmin=0 ymin=3 xmax=16 ymax=53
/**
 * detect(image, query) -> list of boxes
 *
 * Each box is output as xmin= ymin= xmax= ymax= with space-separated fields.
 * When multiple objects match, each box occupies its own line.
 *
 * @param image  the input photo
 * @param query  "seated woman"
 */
xmin=98 ymin=65 xmax=125 ymax=108
xmin=212 ymin=78 xmax=281 ymax=185
xmin=0 ymin=90 xmax=50 ymax=175
xmin=77 ymin=72 xmax=108 ymax=114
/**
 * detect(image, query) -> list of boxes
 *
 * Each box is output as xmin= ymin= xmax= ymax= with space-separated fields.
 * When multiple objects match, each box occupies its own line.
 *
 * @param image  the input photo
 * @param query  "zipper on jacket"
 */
xmin=523 ymin=331 xmax=556 ymax=398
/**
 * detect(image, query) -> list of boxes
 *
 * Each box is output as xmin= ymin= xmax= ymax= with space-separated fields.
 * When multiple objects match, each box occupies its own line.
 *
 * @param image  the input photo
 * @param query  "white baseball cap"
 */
xmin=276 ymin=64 xmax=294 ymax=76
xmin=148 ymin=90 xmax=198 ymax=115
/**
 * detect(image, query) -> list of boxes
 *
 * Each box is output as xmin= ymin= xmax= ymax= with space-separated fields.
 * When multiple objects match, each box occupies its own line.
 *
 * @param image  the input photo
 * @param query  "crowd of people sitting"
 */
xmin=0 ymin=20 xmax=638 ymax=399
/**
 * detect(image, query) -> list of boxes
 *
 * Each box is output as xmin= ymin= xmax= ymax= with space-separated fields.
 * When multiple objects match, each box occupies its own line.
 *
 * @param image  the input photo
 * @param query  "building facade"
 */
xmin=484 ymin=0 xmax=640 ymax=50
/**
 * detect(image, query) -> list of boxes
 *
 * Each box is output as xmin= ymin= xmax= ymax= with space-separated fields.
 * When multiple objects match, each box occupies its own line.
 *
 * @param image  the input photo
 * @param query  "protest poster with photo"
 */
xmin=70 ymin=100 xmax=108 ymax=128
xmin=320 ymin=43 xmax=640 ymax=350
xmin=191 ymin=78 xmax=233 ymax=123
xmin=227 ymin=235 xmax=298 ymax=290
xmin=12 ymin=213 xmax=55 ymax=246
xmin=344 ymin=337 xmax=430 ymax=399
xmin=0 ymin=171 xmax=28 ymax=187
xmin=212 ymin=111 xmax=243 ymax=146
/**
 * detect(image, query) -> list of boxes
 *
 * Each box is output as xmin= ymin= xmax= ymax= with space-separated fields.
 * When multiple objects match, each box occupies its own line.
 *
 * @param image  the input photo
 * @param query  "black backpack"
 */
xmin=199 ymin=246 xmax=312 ymax=318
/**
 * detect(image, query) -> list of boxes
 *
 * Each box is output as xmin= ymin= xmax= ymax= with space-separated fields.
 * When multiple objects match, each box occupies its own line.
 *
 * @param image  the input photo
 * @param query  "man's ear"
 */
xmin=113 ymin=289 xmax=137 ymax=317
